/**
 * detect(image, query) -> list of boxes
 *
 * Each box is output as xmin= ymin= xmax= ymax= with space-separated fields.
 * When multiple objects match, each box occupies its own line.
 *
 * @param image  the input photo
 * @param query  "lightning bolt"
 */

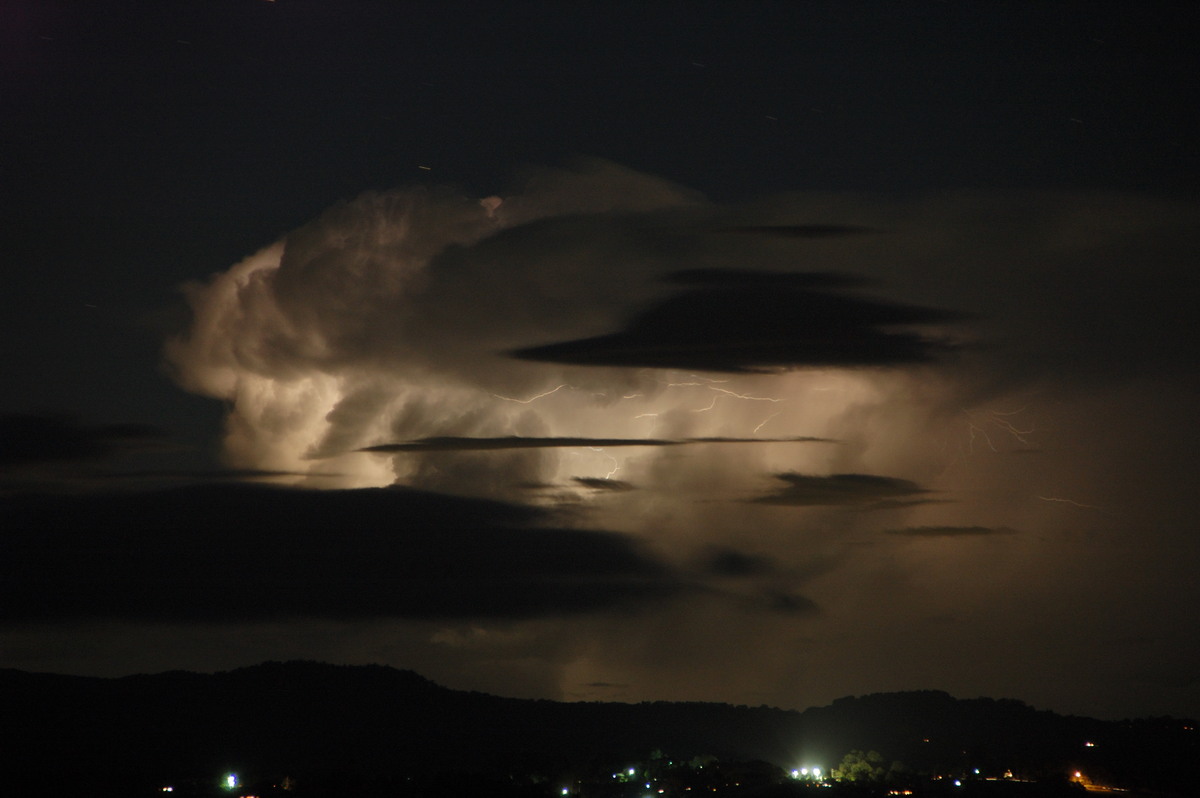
xmin=988 ymin=407 xmax=1035 ymax=445
xmin=490 ymin=384 xmax=569 ymax=403
xmin=961 ymin=407 xmax=1035 ymax=452
xmin=708 ymin=386 xmax=783 ymax=402
xmin=965 ymin=420 xmax=998 ymax=453
xmin=753 ymin=412 xmax=781 ymax=434
xmin=588 ymin=447 xmax=621 ymax=479
xmin=660 ymin=374 xmax=729 ymax=388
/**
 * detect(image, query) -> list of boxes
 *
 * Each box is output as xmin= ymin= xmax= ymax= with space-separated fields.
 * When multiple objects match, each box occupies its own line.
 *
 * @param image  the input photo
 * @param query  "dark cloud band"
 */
xmin=885 ymin=526 xmax=1016 ymax=537
xmin=752 ymin=472 xmax=930 ymax=507
xmin=359 ymin=435 xmax=832 ymax=453
xmin=511 ymin=275 xmax=967 ymax=373
xmin=0 ymin=484 xmax=681 ymax=623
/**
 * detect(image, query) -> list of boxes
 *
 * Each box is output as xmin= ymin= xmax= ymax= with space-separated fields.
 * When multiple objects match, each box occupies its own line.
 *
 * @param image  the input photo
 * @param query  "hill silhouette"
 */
xmin=1 ymin=661 xmax=1194 ymax=797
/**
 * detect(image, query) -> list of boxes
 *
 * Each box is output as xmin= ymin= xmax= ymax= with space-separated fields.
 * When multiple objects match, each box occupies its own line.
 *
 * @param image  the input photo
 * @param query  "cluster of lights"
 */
xmin=789 ymin=766 xmax=822 ymax=780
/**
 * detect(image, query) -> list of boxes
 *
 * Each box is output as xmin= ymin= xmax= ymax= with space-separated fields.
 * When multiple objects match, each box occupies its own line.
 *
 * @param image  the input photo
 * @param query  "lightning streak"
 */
xmin=588 ymin=447 xmax=621 ymax=479
xmin=660 ymin=375 xmax=729 ymax=388
xmin=965 ymin=421 xmax=998 ymax=453
xmin=491 ymin=384 xmax=568 ymax=403
xmin=709 ymin=386 xmax=782 ymax=402
xmin=961 ymin=407 xmax=1036 ymax=453
xmin=753 ymin=412 xmax=781 ymax=434
xmin=989 ymin=414 xmax=1035 ymax=444
xmin=1038 ymin=496 xmax=1104 ymax=511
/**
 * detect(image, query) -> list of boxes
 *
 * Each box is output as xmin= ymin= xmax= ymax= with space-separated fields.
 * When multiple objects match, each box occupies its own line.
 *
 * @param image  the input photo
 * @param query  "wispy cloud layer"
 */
xmin=752 ymin=473 xmax=931 ymax=508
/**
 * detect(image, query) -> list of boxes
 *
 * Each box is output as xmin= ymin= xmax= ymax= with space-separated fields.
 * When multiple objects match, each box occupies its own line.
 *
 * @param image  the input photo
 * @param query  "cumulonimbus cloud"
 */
xmin=161 ymin=162 xmax=1200 ymax=556
xmin=160 ymin=161 xmax=978 ymax=497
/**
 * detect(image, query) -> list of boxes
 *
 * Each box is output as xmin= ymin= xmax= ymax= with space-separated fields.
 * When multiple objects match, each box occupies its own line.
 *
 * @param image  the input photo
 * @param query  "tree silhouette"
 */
xmin=832 ymin=749 xmax=886 ymax=782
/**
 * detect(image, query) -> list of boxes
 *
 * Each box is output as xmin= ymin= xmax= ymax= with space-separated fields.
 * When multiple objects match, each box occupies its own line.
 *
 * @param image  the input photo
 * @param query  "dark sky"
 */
xmin=3 ymin=0 xmax=1199 ymax=722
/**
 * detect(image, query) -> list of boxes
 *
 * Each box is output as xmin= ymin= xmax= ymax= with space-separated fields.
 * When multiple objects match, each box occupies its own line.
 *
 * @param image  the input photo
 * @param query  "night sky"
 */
xmin=3 ymin=0 xmax=1199 ymax=721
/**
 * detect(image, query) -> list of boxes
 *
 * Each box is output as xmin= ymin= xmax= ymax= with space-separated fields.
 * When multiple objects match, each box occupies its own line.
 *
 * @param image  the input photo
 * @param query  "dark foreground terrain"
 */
xmin=1 ymin=661 xmax=1194 ymax=797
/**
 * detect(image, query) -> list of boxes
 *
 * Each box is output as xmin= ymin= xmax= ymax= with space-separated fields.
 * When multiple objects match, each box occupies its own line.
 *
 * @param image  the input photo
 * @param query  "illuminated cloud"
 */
xmin=145 ymin=166 xmax=1200 ymax=718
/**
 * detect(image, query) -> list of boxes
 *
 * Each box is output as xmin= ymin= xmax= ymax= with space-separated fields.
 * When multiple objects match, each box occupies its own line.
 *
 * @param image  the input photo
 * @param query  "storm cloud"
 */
xmin=138 ymin=163 xmax=1200 ymax=717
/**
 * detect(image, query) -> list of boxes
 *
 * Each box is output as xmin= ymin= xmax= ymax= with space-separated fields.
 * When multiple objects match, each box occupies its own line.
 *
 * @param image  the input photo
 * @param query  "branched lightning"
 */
xmin=966 ymin=422 xmax=998 ymax=453
xmin=988 ymin=407 xmax=1035 ymax=444
xmin=588 ymin=447 xmax=621 ymax=479
xmin=961 ymin=407 xmax=1036 ymax=452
